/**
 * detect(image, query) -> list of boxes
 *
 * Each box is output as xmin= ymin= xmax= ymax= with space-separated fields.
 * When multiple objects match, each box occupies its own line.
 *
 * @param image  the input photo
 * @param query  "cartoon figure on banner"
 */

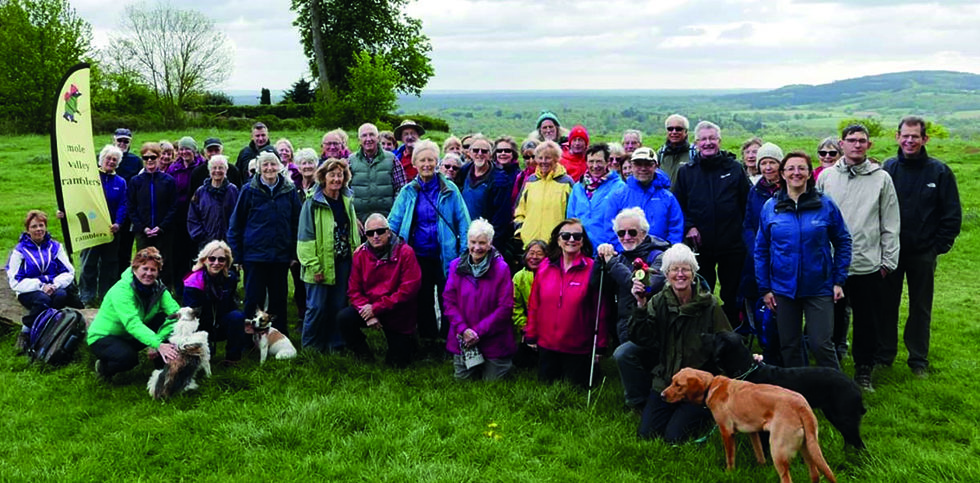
xmin=62 ymin=84 xmax=82 ymax=123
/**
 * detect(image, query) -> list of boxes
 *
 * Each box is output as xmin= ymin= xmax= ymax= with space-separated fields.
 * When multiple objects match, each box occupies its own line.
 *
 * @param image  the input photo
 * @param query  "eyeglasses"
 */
xmin=365 ymin=228 xmax=389 ymax=237
xmin=616 ymin=229 xmax=640 ymax=238
xmin=323 ymin=141 xmax=342 ymax=146
xmin=471 ymin=148 xmax=489 ymax=154
xmin=496 ymin=148 xmax=514 ymax=155
xmin=207 ymin=256 xmax=227 ymax=263
xmin=142 ymin=155 xmax=158 ymax=161
xmin=558 ymin=232 xmax=584 ymax=241
xmin=698 ymin=136 xmax=720 ymax=142
xmin=609 ymin=157 xmax=624 ymax=163
xmin=842 ymin=138 xmax=868 ymax=145
xmin=668 ymin=267 xmax=693 ymax=274
xmin=817 ymin=150 xmax=838 ymax=157
xmin=666 ymin=126 xmax=686 ymax=132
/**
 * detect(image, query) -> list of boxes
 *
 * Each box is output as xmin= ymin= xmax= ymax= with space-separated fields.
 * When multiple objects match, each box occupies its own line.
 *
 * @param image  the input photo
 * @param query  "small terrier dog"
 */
xmin=245 ymin=308 xmax=297 ymax=363
xmin=147 ymin=307 xmax=212 ymax=399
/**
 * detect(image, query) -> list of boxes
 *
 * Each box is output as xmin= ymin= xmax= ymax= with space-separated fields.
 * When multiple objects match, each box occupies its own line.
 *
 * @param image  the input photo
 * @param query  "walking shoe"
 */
xmin=854 ymin=366 xmax=875 ymax=393
xmin=15 ymin=332 xmax=30 ymax=354
xmin=911 ymin=367 xmax=929 ymax=379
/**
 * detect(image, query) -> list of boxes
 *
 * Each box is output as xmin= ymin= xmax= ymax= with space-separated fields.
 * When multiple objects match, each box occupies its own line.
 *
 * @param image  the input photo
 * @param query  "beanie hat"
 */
xmin=568 ymin=125 xmax=590 ymax=145
xmin=178 ymin=136 xmax=198 ymax=152
xmin=536 ymin=110 xmax=560 ymax=129
xmin=755 ymin=142 xmax=783 ymax=164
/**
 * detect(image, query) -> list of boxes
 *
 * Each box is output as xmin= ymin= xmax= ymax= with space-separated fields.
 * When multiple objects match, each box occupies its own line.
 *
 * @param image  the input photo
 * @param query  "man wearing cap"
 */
xmin=111 ymin=128 xmax=142 ymax=269
xmin=393 ymin=120 xmax=424 ymax=180
xmin=349 ymin=123 xmax=407 ymax=223
xmin=190 ymin=138 xmax=243 ymax=190
xmin=604 ymin=147 xmax=684 ymax=248
xmin=656 ymin=114 xmax=695 ymax=182
xmin=235 ymin=122 xmax=276 ymax=177
xmin=672 ymin=121 xmax=750 ymax=326
xmin=559 ymin=125 xmax=590 ymax=182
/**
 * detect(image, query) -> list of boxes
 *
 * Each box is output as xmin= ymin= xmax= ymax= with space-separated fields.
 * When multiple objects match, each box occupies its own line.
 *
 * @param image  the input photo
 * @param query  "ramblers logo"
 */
xmin=62 ymin=84 xmax=82 ymax=123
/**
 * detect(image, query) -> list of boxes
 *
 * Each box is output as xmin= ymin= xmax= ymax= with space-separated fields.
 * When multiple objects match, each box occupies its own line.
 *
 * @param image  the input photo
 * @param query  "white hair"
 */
xmin=412 ymin=140 xmax=440 ymax=162
xmin=294 ymin=148 xmax=319 ymax=165
xmin=661 ymin=243 xmax=699 ymax=274
xmin=623 ymin=129 xmax=643 ymax=143
xmin=664 ymin=114 xmax=690 ymax=130
xmin=467 ymin=217 xmax=495 ymax=242
xmin=256 ymin=151 xmax=281 ymax=168
xmin=694 ymin=120 xmax=722 ymax=140
xmin=612 ymin=207 xmax=650 ymax=233
xmin=99 ymin=144 xmax=123 ymax=164
xmin=207 ymin=154 xmax=229 ymax=170
xmin=364 ymin=213 xmax=388 ymax=228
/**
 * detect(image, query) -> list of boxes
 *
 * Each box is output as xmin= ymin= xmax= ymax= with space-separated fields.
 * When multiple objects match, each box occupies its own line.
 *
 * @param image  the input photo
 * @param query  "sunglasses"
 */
xmin=667 ymin=126 xmax=686 ymax=132
xmin=496 ymin=148 xmax=514 ymax=155
xmin=207 ymin=255 xmax=227 ymax=263
xmin=616 ymin=229 xmax=639 ymax=238
xmin=462 ymin=144 xmax=471 ymax=150
xmin=442 ymin=165 xmax=459 ymax=171
xmin=471 ymin=148 xmax=489 ymax=154
xmin=142 ymin=155 xmax=158 ymax=161
xmin=558 ymin=232 xmax=584 ymax=241
xmin=609 ymin=157 xmax=624 ymax=162
xmin=817 ymin=150 xmax=839 ymax=157
xmin=365 ymin=228 xmax=389 ymax=237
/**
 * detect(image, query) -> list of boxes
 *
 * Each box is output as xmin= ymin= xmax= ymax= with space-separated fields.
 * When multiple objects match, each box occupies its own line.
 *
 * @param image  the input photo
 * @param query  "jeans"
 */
xmin=613 ymin=341 xmax=655 ymax=408
xmin=301 ymin=259 xmax=352 ymax=352
xmin=18 ymin=285 xmax=82 ymax=327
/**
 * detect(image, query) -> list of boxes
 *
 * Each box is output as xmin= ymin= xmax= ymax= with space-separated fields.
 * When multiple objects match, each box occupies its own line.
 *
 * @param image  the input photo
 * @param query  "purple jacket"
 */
xmin=187 ymin=180 xmax=239 ymax=247
xmin=168 ymin=155 xmax=205 ymax=205
xmin=443 ymin=253 xmax=516 ymax=359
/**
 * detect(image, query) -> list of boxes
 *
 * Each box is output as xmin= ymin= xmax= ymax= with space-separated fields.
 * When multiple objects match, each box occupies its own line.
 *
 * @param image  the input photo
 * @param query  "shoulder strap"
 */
xmin=420 ymin=189 xmax=459 ymax=242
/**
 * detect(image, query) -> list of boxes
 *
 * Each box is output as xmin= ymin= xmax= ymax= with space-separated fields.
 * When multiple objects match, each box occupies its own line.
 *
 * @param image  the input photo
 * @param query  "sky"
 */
xmin=73 ymin=0 xmax=980 ymax=93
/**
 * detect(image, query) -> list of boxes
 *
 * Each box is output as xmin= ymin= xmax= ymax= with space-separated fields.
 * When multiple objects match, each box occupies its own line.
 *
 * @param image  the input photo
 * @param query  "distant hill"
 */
xmin=724 ymin=70 xmax=980 ymax=108
xmin=225 ymin=90 xmax=285 ymax=106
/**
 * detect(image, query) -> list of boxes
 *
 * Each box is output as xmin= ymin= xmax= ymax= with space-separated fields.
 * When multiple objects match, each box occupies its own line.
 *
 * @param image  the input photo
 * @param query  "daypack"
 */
xmin=27 ymin=307 xmax=86 ymax=365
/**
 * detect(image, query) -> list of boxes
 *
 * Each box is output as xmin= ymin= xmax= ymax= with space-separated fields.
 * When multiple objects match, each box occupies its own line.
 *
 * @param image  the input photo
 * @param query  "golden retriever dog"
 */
xmin=661 ymin=367 xmax=836 ymax=483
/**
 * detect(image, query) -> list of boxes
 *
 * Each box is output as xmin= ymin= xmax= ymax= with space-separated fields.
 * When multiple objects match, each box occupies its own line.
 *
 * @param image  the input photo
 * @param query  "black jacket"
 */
xmin=671 ymin=150 xmax=750 ymax=255
xmin=126 ymin=171 xmax=178 ymax=232
xmin=603 ymin=235 xmax=671 ymax=343
xmin=882 ymin=146 xmax=961 ymax=255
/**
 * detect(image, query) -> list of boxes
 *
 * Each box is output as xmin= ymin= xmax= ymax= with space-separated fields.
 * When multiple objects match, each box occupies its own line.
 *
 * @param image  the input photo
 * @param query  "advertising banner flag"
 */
xmin=51 ymin=63 xmax=112 ymax=253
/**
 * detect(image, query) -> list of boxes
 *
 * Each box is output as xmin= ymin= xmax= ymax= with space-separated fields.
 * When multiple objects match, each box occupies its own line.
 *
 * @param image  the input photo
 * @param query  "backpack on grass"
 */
xmin=27 ymin=307 xmax=86 ymax=365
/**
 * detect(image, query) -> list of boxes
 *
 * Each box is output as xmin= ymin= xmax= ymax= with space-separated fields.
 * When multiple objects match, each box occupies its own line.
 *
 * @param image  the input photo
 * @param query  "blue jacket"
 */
xmin=187 ymin=180 xmax=239 ymax=248
xmin=458 ymin=162 xmax=513 ymax=252
xmin=389 ymin=174 xmax=471 ymax=275
xmin=101 ymin=171 xmax=127 ymax=225
xmin=126 ymin=171 xmax=177 ymax=232
xmin=604 ymin=172 xmax=685 ymax=248
xmin=755 ymin=189 xmax=852 ymax=299
xmin=227 ymin=174 xmax=301 ymax=264
xmin=567 ymin=173 xmax=625 ymax=247
xmin=740 ymin=179 xmax=780 ymax=299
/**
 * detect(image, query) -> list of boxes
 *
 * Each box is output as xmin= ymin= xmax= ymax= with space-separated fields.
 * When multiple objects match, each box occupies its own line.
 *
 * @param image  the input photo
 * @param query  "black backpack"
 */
xmin=27 ymin=307 xmax=86 ymax=365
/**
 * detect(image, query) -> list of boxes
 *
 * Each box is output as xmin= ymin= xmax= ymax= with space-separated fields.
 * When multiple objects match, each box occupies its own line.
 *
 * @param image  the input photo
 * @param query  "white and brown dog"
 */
xmin=245 ymin=308 xmax=297 ymax=363
xmin=147 ymin=307 xmax=212 ymax=399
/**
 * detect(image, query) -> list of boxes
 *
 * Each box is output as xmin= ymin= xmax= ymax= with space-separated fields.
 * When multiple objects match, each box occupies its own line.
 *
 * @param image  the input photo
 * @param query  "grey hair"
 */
xmin=358 ymin=123 xmax=379 ymax=136
xmin=607 ymin=142 xmax=626 ymax=156
xmin=442 ymin=135 xmax=461 ymax=151
xmin=207 ymin=154 xmax=229 ymax=170
xmin=817 ymin=136 xmax=842 ymax=153
xmin=694 ymin=120 xmax=721 ymax=140
xmin=661 ymin=243 xmax=700 ymax=274
xmin=412 ymin=139 xmax=440 ymax=162
xmin=256 ymin=151 xmax=281 ymax=169
xmin=665 ymin=114 xmax=690 ymax=130
xmin=467 ymin=217 xmax=495 ymax=242
xmin=612 ymin=207 xmax=650 ymax=233
xmin=99 ymin=144 xmax=123 ymax=164
xmin=440 ymin=152 xmax=462 ymax=166
xmin=294 ymin=148 xmax=319 ymax=165
xmin=364 ymin=213 xmax=388 ymax=228
xmin=623 ymin=129 xmax=643 ymax=143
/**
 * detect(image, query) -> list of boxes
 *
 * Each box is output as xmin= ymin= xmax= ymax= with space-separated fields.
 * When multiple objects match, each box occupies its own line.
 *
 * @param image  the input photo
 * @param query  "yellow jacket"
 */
xmin=514 ymin=163 xmax=574 ymax=248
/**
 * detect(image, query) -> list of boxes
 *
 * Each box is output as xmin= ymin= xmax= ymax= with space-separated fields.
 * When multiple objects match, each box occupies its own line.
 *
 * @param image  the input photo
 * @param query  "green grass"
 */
xmin=2 ymin=131 xmax=979 ymax=481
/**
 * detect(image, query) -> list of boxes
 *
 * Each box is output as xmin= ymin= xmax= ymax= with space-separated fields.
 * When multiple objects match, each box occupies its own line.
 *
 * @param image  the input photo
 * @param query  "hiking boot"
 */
xmin=854 ymin=366 xmax=874 ymax=393
xmin=94 ymin=360 xmax=111 ymax=381
xmin=911 ymin=367 xmax=929 ymax=379
xmin=15 ymin=332 xmax=30 ymax=354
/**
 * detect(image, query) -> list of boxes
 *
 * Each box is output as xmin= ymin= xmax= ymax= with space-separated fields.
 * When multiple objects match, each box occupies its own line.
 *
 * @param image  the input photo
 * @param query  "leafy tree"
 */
xmin=260 ymin=88 xmax=271 ymax=105
xmin=109 ymin=1 xmax=233 ymax=126
xmin=201 ymin=90 xmax=234 ymax=106
xmin=282 ymin=77 xmax=315 ymax=104
xmin=837 ymin=117 xmax=884 ymax=137
xmin=343 ymin=51 xmax=400 ymax=125
xmin=89 ymin=60 xmax=155 ymax=115
xmin=290 ymin=0 xmax=434 ymax=98
xmin=0 ymin=0 xmax=92 ymax=133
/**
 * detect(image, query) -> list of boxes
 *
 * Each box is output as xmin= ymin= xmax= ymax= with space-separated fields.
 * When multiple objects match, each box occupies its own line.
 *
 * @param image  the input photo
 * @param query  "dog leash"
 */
xmin=690 ymin=366 xmax=760 ymax=445
xmin=734 ymin=363 xmax=761 ymax=381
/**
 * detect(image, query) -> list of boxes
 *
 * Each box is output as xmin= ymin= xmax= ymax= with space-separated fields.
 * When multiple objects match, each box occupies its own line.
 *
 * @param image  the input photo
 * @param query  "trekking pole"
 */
xmin=587 ymin=258 xmax=605 ymax=407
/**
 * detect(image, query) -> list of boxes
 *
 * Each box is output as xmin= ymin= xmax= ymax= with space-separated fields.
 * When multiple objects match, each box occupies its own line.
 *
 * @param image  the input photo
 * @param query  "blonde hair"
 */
xmin=192 ymin=240 xmax=233 ymax=276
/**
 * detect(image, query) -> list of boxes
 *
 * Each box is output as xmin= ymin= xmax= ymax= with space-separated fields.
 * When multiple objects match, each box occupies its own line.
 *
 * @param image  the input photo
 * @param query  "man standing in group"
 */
xmin=190 ymin=137 xmax=242 ymax=189
xmin=656 ymin=114 xmax=694 ymax=182
xmin=604 ymin=147 xmax=684 ymax=247
xmin=559 ymin=125 xmax=589 ymax=182
xmin=622 ymin=129 xmax=643 ymax=156
xmin=235 ymin=122 xmax=275 ymax=176
xmin=393 ymin=120 xmax=424 ymax=180
xmin=881 ymin=116 xmax=961 ymax=378
xmin=817 ymin=124 xmax=900 ymax=392
xmin=112 ymin=128 xmax=141 ymax=268
xmin=672 ymin=121 xmax=749 ymax=326
xmin=348 ymin=123 xmax=407 ymax=223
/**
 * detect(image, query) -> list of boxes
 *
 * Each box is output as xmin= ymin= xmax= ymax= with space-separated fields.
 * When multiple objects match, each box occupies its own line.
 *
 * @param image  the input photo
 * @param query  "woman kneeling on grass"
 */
xmin=443 ymin=218 xmax=516 ymax=380
xmin=88 ymin=247 xmax=179 ymax=381
xmin=182 ymin=240 xmax=249 ymax=364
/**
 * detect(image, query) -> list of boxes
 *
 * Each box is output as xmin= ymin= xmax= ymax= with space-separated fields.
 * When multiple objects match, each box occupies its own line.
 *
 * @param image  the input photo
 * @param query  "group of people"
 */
xmin=6 ymin=112 xmax=961 ymax=443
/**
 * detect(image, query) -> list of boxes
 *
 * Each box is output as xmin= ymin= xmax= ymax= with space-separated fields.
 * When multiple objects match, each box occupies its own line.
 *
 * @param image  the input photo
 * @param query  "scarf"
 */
xmin=458 ymin=247 xmax=498 ymax=279
xmin=582 ymin=172 xmax=607 ymax=199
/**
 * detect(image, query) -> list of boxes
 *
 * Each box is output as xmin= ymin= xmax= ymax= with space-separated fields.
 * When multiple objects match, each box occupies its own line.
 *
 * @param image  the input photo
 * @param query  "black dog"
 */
xmin=703 ymin=331 xmax=866 ymax=450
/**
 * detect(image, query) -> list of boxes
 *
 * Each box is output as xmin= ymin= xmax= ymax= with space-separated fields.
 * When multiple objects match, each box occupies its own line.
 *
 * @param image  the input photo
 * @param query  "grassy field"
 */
xmin=1 ymin=130 xmax=979 ymax=481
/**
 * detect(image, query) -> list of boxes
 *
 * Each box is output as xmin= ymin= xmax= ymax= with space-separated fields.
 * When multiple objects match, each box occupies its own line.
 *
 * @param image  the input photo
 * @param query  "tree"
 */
xmin=260 ymin=88 xmax=271 ymax=105
xmin=290 ymin=0 xmax=434 ymax=99
xmin=0 ymin=0 xmax=92 ymax=133
xmin=837 ymin=117 xmax=884 ymax=138
xmin=282 ymin=77 xmax=315 ymax=104
xmin=109 ymin=1 xmax=233 ymax=126
xmin=343 ymin=52 xmax=400 ymax=125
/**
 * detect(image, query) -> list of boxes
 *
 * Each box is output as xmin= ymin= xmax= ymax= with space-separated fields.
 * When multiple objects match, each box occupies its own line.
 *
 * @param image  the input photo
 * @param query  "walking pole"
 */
xmin=587 ymin=258 xmax=605 ymax=407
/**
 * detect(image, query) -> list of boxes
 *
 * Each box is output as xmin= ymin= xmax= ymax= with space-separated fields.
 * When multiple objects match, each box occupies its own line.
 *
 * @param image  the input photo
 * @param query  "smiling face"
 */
xmin=494 ymin=142 xmax=515 ymax=166
xmin=535 ymin=152 xmax=556 ymax=175
xmin=586 ymin=151 xmax=608 ymax=179
xmin=260 ymin=159 xmax=280 ymax=184
xmin=470 ymin=139 xmax=491 ymax=169
xmin=696 ymin=128 xmax=720 ymax=158
xmin=276 ymin=143 xmax=293 ymax=164
xmin=400 ymin=127 xmax=420 ymax=147
xmin=759 ymin=157 xmax=780 ymax=182
xmin=666 ymin=262 xmax=694 ymax=294
xmin=467 ymin=233 xmax=491 ymax=262
xmin=444 ymin=139 xmax=462 ymax=155
xmin=413 ymin=149 xmax=438 ymax=181
xmin=616 ymin=217 xmax=647 ymax=251
xmin=666 ymin=122 xmax=687 ymax=145
xmin=742 ymin=144 xmax=759 ymax=174
xmin=322 ymin=133 xmax=343 ymax=158
xmin=539 ymin=120 xmax=558 ymax=141
xmin=177 ymin=146 xmax=195 ymax=165
xmin=380 ymin=137 xmax=396 ymax=152
xmin=631 ymin=159 xmax=657 ymax=184
xmin=159 ymin=147 xmax=174 ymax=168
xmin=557 ymin=222 xmax=584 ymax=256
xmin=141 ymin=151 xmax=160 ymax=173
xmin=299 ymin=158 xmax=317 ymax=178
xmin=204 ymin=248 xmax=228 ymax=276
xmin=359 ymin=125 xmax=379 ymax=154
xmin=780 ymin=156 xmax=811 ymax=192
xmin=439 ymin=158 xmax=460 ymax=178
xmin=114 ymin=137 xmax=131 ymax=152
xmin=324 ymin=167 xmax=345 ymax=193
xmin=28 ymin=218 xmax=47 ymax=243
xmin=897 ymin=122 xmax=928 ymax=157
xmin=524 ymin=244 xmax=545 ymax=271
xmin=101 ymin=154 xmax=120 ymax=174
xmin=252 ymin=128 xmax=269 ymax=148
xmin=623 ymin=133 xmax=641 ymax=154
xmin=134 ymin=262 xmax=160 ymax=286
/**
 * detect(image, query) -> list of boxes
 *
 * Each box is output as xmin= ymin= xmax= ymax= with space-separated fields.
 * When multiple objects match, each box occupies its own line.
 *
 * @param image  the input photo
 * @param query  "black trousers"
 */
xmin=882 ymin=249 xmax=938 ymax=369
xmin=638 ymin=393 xmax=714 ymax=443
xmin=89 ymin=313 xmax=167 ymax=378
xmin=846 ymin=273 xmax=888 ymax=369
xmin=338 ymin=306 xmax=415 ymax=368
xmin=415 ymin=255 xmax=447 ymax=341
xmin=696 ymin=249 xmax=745 ymax=326
xmin=538 ymin=348 xmax=592 ymax=389
xmin=243 ymin=262 xmax=290 ymax=336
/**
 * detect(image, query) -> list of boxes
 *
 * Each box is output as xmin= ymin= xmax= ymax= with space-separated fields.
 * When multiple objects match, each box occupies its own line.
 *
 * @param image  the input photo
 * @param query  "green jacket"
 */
xmin=349 ymin=148 xmax=397 ymax=222
xmin=86 ymin=268 xmax=179 ymax=348
xmin=297 ymin=189 xmax=360 ymax=285
xmin=628 ymin=283 xmax=731 ymax=392
xmin=512 ymin=267 xmax=535 ymax=330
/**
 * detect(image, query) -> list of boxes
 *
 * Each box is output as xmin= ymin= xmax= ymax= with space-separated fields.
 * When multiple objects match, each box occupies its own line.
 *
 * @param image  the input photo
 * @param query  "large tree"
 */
xmin=109 ymin=1 xmax=233 ymax=125
xmin=290 ymin=0 xmax=434 ymax=99
xmin=0 ymin=0 xmax=92 ymax=133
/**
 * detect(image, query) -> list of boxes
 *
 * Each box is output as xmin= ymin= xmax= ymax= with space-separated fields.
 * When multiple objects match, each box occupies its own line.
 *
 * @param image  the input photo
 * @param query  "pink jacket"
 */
xmin=443 ymin=254 xmax=516 ymax=359
xmin=526 ymin=255 xmax=608 ymax=354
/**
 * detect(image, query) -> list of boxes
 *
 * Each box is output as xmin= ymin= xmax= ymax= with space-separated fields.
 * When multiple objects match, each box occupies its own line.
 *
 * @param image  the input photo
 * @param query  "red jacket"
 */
xmin=347 ymin=238 xmax=422 ymax=334
xmin=526 ymin=255 xmax=608 ymax=354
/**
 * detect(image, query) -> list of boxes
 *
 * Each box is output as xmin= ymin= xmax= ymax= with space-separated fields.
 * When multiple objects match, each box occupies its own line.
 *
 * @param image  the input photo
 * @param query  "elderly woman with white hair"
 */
xmin=228 ymin=151 xmax=301 ymax=336
xmin=596 ymin=207 xmax=672 ymax=411
xmin=77 ymin=144 xmax=128 ymax=307
xmin=187 ymin=155 xmax=239 ymax=250
xmin=629 ymin=243 xmax=731 ymax=442
xmin=388 ymin=139 xmax=471 ymax=357
xmin=442 ymin=218 xmax=516 ymax=380
xmin=182 ymin=240 xmax=249 ymax=363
